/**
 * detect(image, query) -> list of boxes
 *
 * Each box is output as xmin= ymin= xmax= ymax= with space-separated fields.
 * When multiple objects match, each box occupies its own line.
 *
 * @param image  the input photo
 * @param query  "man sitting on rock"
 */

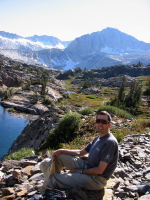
xmin=39 ymin=110 xmax=119 ymax=192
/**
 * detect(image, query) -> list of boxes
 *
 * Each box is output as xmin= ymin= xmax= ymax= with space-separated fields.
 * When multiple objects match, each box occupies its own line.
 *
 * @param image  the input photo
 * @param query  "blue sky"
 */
xmin=0 ymin=0 xmax=150 ymax=42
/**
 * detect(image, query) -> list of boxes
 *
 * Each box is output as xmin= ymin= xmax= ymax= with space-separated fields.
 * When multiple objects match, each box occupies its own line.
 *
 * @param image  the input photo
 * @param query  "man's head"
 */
xmin=96 ymin=111 xmax=112 ymax=122
xmin=95 ymin=111 xmax=112 ymax=136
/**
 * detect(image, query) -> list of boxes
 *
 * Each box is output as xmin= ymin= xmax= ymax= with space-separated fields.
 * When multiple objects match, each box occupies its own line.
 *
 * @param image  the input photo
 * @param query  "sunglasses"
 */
xmin=96 ymin=119 xmax=110 ymax=124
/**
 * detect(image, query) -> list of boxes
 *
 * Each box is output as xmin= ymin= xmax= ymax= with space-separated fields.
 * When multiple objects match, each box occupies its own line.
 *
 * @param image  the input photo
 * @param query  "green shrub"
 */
xmin=112 ymin=127 xmax=130 ymax=143
xmin=8 ymin=108 xmax=16 ymax=112
xmin=43 ymin=98 xmax=52 ymax=105
xmin=45 ymin=112 xmax=81 ymax=149
xmin=1 ymin=89 xmax=13 ymax=100
xmin=80 ymin=107 xmax=94 ymax=115
xmin=0 ymin=91 xmax=8 ymax=100
xmin=30 ymin=93 xmax=38 ymax=104
xmin=45 ymin=129 xmax=63 ymax=149
xmin=114 ymin=131 xmax=125 ymax=143
xmin=75 ymin=103 xmax=82 ymax=107
xmin=22 ymin=86 xmax=31 ymax=90
xmin=97 ymin=105 xmax=133 ymax=119
xmin=31 ymin=80 xmax=41 ymax=85
xmin=86 ymin=95 xmax=98 ymax=99
xmin=83 ymin=80 xmax=92 ymax=88
xmin=4 ymin=148 xmax=34 ymax=160
xmin=82 ymin=91 xmax=90 ymax=95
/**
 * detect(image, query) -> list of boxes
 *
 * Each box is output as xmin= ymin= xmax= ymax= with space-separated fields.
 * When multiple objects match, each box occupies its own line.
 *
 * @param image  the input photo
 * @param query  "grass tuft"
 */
xmin=4 ymin=148 xmax=34 ymax=160
xmin=97 ymin=105 xmax=133 ymax=119
xmin=80 ymin=107 xmax=94 ymax=115
xmin=133 ymin=119 xmax=150 ymax=133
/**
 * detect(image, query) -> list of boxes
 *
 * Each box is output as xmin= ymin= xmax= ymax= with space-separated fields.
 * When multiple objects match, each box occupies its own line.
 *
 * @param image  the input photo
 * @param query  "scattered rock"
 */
xmin=0 ymin=132 xmax=150 ymax=199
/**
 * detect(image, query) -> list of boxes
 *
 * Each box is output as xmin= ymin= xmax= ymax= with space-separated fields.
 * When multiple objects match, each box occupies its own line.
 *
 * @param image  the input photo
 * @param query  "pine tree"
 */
xmin=110 ymin=76 xmax=126 ymax=108
xmin=118 ymin=76 xmax=126 ymax=103
xmin=125 ymin=80 xmax=142 ymax=108
xmin=110 ymin=78 xmax=142 ymax=114
xmin=144 ymin=78 xmax=150 ymax=96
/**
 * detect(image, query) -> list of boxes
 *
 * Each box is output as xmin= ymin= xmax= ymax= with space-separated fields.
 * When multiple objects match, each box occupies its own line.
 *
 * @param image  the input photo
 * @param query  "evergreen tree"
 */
xmin=118 ymin=76 xmax=126 ymax=103
xmin=124 ymin=80 xmax=142 ymax=108
xmin=83 ymin=80 xmax=92 ymax=88
xmin=41 ymin=81 xmax=46 ymax=95
xmin=0 ymin=61 xmax=3 ymax=71
xmin=74 ymin=67 xmax=82 ymax=74
xmin=137 ymin=61 xmax=143 ymax=67
xmin=110 ymin=78 xmax=142 ymax=114
xmin=40 ymin=72 xmax=48 ymax=95
xmin=144 ymin=78 xmax=150 ymax=96
xmin=110 ymin=76 xmax=126 ymax=108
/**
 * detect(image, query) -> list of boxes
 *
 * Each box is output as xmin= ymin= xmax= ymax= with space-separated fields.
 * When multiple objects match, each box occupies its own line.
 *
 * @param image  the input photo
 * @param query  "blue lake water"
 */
xmin=0 ymin=100 xmax=29 ymax=160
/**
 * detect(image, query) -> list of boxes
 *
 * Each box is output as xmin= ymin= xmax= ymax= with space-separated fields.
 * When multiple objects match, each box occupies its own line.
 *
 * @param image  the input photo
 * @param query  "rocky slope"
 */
xmin=0 ymin=55 xmax=67 ymax=115
xmin=57 ymin=65 xmax=150 ymax=88
xmin=7 ymin=108 xmax=62 ymax=155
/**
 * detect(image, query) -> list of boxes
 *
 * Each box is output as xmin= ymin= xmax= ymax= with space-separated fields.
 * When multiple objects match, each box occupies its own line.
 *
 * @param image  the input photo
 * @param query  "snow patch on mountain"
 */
xmin=38 ymin=57 xmax=49 ymax=67
xmin=0 ymin=49 xmax=40 ymax=65
xmin=0 ymin=36 xmax=53 ymax=50
xmin=108 ymin=54 xmax=122 ymax=62
xmin=0 ymin=36 xmax=66 ymax=51
xmin=100 ymin=46 xmax=115 ymax=53
xmin=63 ymin=58 xmax=78 ymax=70
xmin=55 ymin=43 xmax=66 ymax=49
xmin=100 ymin=45 xmax=145 ymax=54
xmin=15 ymin=38 xmax=54 ymax=50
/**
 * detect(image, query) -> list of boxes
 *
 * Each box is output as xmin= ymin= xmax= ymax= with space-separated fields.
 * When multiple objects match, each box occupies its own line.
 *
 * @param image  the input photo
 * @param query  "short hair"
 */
xmin=96 ymin=110 xmax=112 ymax=122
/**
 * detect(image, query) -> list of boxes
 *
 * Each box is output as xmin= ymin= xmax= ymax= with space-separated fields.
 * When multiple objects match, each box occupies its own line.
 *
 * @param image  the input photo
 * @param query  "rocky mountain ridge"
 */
xmin=0 ymin=28 xmax=150 ymax=70
xmin=57 ymin=64 xmax=150 ymax=81
xmin=65 ymin=28 xmax=150 ymax=60
xmin=0 ymin=31 xmax=70 ymax=50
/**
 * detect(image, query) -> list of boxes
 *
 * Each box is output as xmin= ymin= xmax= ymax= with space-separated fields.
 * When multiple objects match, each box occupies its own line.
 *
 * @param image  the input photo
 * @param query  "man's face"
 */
xmin=95 ymin=114 xmax=111 ymax=136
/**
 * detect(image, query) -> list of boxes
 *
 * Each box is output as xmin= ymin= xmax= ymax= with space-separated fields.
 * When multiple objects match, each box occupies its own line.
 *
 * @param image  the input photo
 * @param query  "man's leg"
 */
xmin=45 ymin=172 xmax=107 ymax=190
xmin=39 ymin=154 xmax=107 ymax=192
xmin=40 ymin=156 xmax=53 ymax=182
xmin=54 ymin=154 xmax=86 ymax=171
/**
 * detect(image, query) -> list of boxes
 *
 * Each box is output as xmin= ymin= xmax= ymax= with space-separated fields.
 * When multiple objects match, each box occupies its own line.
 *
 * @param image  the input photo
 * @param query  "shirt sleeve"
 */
xmin=100 ymin=140 xmax=118 ymax=163
xmin=84 ymin=136 xmax=98 ymax=152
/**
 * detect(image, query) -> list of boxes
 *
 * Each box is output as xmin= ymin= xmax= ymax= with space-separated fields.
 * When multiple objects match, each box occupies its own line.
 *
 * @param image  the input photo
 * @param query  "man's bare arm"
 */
xmin=52 ymin=149 xmax=88 ymax=159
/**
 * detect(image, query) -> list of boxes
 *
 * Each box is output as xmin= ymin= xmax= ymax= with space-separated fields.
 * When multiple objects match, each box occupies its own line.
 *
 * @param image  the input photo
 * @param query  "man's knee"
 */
xmin=56 ymin=154 xmax=76 ymax=168
xmin=40 ymin=157 xmax=52 ymax=173
xmin=57 ymin=153 xmax=73 ymax=162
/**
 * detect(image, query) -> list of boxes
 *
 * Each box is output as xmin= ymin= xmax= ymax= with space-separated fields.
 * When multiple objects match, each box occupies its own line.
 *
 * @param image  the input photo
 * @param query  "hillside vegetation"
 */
xmin=1 ymin=55 xmax=150 ymax=159
xmin=1 ymin=55 xmax=150 ymax=200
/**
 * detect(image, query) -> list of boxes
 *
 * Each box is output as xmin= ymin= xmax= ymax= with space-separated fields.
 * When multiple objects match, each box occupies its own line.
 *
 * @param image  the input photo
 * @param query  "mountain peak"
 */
xmin=0 ymin=31 xmax=22 ymax=39
xmin=66 ymin=27 xmax=150 ymax=57
xmin=0 ymin=28 xmax=150 ymax=70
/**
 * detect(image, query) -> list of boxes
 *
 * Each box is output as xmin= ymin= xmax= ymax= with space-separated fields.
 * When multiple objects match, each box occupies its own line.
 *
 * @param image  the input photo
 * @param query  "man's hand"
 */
xmin=52 ymin=149 xmax=64 ymax=159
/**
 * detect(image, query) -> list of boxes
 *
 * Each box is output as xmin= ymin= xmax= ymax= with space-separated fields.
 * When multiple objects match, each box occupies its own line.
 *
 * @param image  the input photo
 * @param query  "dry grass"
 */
xmin=133 ymin=119 xmax=150 ymax=133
